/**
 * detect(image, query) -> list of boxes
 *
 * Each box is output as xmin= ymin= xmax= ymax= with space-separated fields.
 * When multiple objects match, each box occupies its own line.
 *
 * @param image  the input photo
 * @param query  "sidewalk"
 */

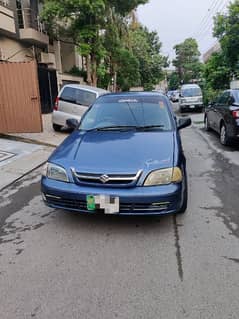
xmin=0 ymin=114 xmax=69 ymax=191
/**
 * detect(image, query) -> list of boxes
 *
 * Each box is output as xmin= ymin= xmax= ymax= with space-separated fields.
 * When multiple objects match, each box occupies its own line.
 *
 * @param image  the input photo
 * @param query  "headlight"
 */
xmin=144 ymin=167 xmax=182 ymax=186
xmin=42 ymin=162 xmax=69 ymax=182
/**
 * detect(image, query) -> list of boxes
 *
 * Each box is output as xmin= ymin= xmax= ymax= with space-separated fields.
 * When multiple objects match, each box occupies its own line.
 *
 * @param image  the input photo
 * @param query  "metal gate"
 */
xmin=0 ymin=61 xmax=42 ymax=133
xmin=38 ymin=65 xmax=58 ymax=114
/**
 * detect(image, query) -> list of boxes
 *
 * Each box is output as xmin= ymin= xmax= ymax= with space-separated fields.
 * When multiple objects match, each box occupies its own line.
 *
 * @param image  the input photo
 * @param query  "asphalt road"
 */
xmin=1 ymin=107 xmax=239 ymax=319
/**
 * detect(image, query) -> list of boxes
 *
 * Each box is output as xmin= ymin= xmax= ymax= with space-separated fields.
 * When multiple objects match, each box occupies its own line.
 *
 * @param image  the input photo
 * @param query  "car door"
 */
xmin=206 ymin=95 xmax=220 ymax=130
xmin=213 ymin=91 xmax=230 ymax=133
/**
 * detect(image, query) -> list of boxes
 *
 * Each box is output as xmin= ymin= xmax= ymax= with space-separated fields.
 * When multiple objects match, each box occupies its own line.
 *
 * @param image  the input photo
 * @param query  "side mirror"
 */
xmin=177 ymin=117 xmax=191 ymax=130
xmin=66 ymin=118 xmax=79 ymax=129
xmin=208 ymin=101 xmax=215 ymax=108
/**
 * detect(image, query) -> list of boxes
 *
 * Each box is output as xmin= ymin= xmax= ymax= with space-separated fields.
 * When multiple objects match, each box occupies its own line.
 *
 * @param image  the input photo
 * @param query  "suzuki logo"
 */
xmin=100 ymin=174 xmax=110 ymax=183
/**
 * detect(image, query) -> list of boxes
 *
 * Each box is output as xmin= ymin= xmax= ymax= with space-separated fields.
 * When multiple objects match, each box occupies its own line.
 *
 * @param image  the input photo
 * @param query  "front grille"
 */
xmin=120 ymin=202 xmax=170 ymax=212
xmin=45 ymin=194 xmax=88 ymax=211
xmin=71 ymin=168 xmax=142 ymax=187
xmin=44 ymin=194 xmax=170 ymax=213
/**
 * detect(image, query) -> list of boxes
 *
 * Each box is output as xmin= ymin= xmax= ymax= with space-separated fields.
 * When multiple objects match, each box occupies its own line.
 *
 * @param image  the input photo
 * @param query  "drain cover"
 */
xmin=0 ymin=150 xmax=16 ymax=162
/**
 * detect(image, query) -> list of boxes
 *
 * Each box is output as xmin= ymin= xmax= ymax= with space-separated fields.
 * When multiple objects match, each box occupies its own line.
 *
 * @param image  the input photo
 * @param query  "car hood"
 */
xmin=50 ymin=130 xmax=175 ymax=174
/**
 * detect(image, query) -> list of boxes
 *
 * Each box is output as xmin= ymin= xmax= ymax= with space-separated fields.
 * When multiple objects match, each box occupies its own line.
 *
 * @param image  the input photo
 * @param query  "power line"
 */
xmin=194 ymin=0 xmax=230 ymax=39
xmin=193 ymin=0 xmax=220 ymax=34
xmin=195 ymin=0 xmax=230 ymax=43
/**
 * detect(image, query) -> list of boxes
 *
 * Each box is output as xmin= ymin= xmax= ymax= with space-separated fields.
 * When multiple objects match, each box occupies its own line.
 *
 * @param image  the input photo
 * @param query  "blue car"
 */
xmin=41 ymin=92 xmax=191 ymax=216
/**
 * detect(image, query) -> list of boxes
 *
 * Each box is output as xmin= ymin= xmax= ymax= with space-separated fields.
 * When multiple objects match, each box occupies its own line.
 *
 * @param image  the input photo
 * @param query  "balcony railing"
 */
xmin=17 ymin=8 xmax=46 ymax=33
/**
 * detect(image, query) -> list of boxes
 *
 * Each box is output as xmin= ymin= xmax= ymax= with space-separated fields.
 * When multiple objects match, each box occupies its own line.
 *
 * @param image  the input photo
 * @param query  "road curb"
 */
xmin=0 ymin=160 xmax=46 ymax=193
xmin=0 ymin=133 xmax=57 ymax=148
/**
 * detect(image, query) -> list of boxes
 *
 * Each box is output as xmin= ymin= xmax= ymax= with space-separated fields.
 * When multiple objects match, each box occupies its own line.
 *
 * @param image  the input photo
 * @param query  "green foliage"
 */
xmin=168 ymin=72 xmax=180 ymax=90
xmin=173 ymin=38 xmax=202 ymax=84
xmin=213 ymin=0 xmax=239 ymax=76
xmin=202 ymin=1 xmax=239 ymax=102
xmin=67 ymin=66 xmax=87 ymax=81
xmin=116 ymin=48 xmax=140 ymax=91
xmin=203 ymin=52 xmax=230 ymax=91
xmin=42 ymin=0 xmax=167 ymax=90
xmin=108 ymin=0 xmax=148 ymax=15
xmin=130 ymin=26 xmax=167 ymax=90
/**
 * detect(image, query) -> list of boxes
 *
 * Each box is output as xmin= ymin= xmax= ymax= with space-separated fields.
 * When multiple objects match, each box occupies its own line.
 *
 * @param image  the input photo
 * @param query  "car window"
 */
xmin=233 ymin=91 xmax=239 ymax=103
xmin=76 ymin=90 xmax=96 ymax=106
xmin=60 ymin=87 xmax=76 ymax=103
xmin=60 ymin=87 xmax=96 ymax=106
xmin=80 ymin=96 xmax=173 ymax=131
xmin=217 ymin=92 xmax=230 ymax=106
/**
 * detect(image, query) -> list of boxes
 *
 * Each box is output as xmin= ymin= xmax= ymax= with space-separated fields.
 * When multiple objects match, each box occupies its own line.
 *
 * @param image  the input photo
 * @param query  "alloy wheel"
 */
xmin=220 ymin=124 xmax=227 ymax=145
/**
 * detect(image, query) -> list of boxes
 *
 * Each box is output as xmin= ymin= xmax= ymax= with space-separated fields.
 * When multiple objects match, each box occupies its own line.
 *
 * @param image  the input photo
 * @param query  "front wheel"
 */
xmin=179 ymin=106 xmax=184 ymax=113
xmin=204 ymin=115 xmax=211 ymax=131
xmin=178 ymin=172 xmax=188 ymax=214
xmin=220 ymin=123 xmax=229 ymax=146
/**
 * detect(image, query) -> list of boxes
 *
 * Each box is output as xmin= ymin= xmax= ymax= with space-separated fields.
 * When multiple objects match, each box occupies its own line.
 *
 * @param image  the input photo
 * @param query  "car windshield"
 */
xmin=182 ymin=87 xmax=202 ymax=97
xmin=79 ymin=95 xmax=173 ymax=131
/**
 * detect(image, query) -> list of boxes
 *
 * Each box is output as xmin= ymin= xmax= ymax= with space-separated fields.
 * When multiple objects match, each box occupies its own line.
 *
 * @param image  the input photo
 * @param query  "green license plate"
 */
xmin=86 ymin=195 xmax=96 ymax=210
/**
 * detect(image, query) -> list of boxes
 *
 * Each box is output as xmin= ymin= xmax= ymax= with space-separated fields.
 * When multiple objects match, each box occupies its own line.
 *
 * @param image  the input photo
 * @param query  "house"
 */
xmin=0 ymin=0 xmax=85 ymax=110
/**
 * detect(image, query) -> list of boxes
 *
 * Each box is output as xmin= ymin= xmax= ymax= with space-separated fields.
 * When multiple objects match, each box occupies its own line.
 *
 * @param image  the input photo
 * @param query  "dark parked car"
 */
xmin=42 ymin=92 xmax=191 ymax=216
xmin=204 ymin=89 xmax=239 ymax=145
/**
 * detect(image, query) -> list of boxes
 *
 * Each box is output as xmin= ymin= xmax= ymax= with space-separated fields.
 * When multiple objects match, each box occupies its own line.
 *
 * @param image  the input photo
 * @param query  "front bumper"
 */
xmin=180 ymin=103 xmax=203 ymax=110
xmin=41 ymin=177 xmax=184 ymax=216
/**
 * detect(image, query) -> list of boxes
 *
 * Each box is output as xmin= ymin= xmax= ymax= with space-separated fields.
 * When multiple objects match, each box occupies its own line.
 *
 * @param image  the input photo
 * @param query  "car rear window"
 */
xmin=60 ymin=87 xmax=97 ymax=106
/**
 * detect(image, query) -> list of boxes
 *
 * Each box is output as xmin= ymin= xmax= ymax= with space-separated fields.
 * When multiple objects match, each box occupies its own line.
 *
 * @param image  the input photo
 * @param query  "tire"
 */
xmin=179 ymin=106 xmax=184 ymax=113
xmin=178 ymin=171 xmax=188 ymax=214
xmin=52 ymin=123 xmax=62 ymax=132
xmin=220 ymin=123 xmax=229 ymax=146
xmin=204 ymin=115 xmax=211 ymax=131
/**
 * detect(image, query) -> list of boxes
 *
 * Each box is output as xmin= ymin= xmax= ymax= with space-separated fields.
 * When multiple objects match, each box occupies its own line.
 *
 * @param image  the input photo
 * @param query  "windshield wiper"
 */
xmin=136 ymin=125 xmax=165 ymax=130
xmin=85 ymin=125 xmax=139 ymax=132
xmin=84 ymin=125 xmax=165 ymax=132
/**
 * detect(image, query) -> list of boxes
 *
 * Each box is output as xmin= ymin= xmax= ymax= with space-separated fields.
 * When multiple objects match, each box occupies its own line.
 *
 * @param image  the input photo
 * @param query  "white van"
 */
xmin=179 ymin=84 xmax=203 ymax=112
xmin=52 ymin=84 xmax=108 ymax=131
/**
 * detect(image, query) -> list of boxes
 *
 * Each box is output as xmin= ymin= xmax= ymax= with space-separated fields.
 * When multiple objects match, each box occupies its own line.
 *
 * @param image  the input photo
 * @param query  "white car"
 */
xmin=52 ymin=84 xmax=108 ymax=131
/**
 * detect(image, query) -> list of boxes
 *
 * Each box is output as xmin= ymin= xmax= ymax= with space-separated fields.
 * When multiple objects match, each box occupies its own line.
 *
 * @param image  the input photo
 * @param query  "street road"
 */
xmin=1 ymin=106 xmax=239 ymax=319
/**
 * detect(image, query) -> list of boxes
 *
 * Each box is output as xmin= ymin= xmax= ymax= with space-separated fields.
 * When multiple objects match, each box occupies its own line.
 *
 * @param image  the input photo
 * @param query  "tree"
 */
xmin=129 ymin=26 xmax=167 ymax=90
xmin=202 ymin=52 xmax=231 ymax=104
xmin=173 ymin=38 xmax=202 ymax=84
xmin=213 ymin=0 xmax=239 ymax=77
xmin=41 ymin=0 xmax=148 ymax=87
xmin=168 ymin=72 xmax=180 ymax=90
xmin=203 ymin=52 xmax=230 ymax=90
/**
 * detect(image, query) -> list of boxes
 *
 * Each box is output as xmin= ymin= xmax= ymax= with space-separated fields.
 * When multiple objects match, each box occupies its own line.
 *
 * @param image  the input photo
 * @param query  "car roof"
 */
xmin=181 ymin=84 xmax=200 ymax=88
xmin=102 ymin=91 xmax=166 ymax=98
xmin=61 ymin=84 xmax=108 ymax=94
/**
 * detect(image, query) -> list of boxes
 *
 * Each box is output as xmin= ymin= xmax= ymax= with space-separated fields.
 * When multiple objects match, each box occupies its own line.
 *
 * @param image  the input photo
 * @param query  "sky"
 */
xmin=137 ymin=0 xmax=231 ymax=64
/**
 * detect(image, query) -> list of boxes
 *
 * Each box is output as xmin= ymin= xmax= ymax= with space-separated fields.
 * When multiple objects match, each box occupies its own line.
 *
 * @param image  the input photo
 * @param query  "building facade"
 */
xmin=0 ymin=0 xmax=84 ymax=89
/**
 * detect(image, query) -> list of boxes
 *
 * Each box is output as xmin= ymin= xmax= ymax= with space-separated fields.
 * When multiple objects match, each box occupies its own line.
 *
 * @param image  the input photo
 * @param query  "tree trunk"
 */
xmin=86 ymin=55 xmax=92 ymax=85
xmin=91 ymin=53 xmax=97 ymax=86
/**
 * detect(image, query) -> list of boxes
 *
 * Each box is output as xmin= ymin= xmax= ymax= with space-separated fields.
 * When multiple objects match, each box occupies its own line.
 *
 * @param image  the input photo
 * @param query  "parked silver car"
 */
xmin=52 ymin=84 xmax=108 ymax=131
